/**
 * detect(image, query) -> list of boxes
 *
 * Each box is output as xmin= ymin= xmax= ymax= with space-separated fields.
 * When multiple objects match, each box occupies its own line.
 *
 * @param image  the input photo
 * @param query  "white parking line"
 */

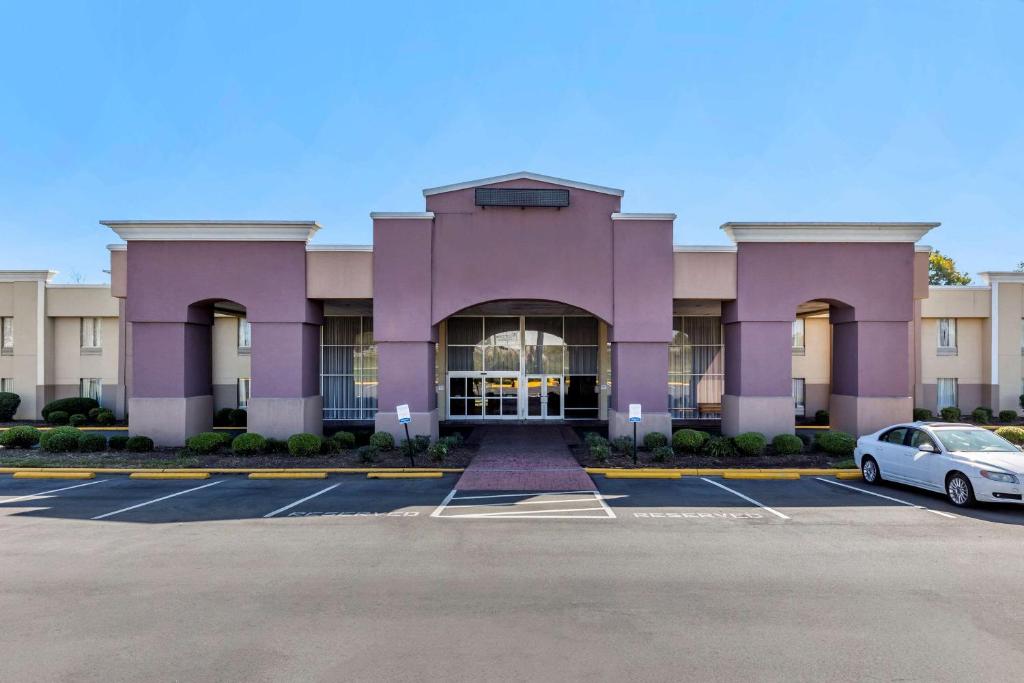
xmin=91 ymin=481 xmax=224 ymax=520
xmin=816 ymin=478 xmax=957 ymax=519
xmin=445 ymin=506 xmax=608 ymax=519
xmin=449 ymin=490 xmax=598 ymax=500
xmin=432 ymin=489 xmax=615 ymax=519
xmin=700 ymin=477 xmax=790 ymax=520
xmin=0 ymin=479 xmax=109 ymax=505
xmin=430 ymin=489 xmax=457 ymax=518
xmin=264 ymin=483 xmax=341 ymax=518
xmin=445 ymin=497 xmax=600 ymax=508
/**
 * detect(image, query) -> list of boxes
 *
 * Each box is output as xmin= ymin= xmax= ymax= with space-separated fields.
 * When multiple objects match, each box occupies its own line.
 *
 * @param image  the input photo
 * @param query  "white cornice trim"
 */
xmin=928 ymin=285 xmax=991 ymax=291
xmin=423 ymin=171 xmax=625 ymax=197
xmin=307 ymin=244 xmax=374 ymax=252
xmin=915 ymin=244 xmax=933 ymax=253
xmin=611 ymin=212 xmax=676 ymax=221
xmin=369 ymin=212 xmax=435 ymax=220
xmin=720 ymin=222 xmax=940 ymax=244
xmin=106 ymin=244 xmax=127 ymax=252
xmin=46 ymin=284 xmax=111 ymax=289
xmin=673 ymin=245 xmax=737 ymax=253
xmin=0 ymin=270 xmax=57 ymax=282
xmin=100 ymin=220 xmax=320 ymax=242
xmin=979 ymin=272 xmax=1024 ymax=284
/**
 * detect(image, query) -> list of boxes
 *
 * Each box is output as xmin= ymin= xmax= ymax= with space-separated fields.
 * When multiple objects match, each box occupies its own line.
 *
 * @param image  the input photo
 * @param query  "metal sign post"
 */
xmin=628 ymin=403 xmax=642 ymax=466
xmin=396 ymin=404 xmax=415 ymax=467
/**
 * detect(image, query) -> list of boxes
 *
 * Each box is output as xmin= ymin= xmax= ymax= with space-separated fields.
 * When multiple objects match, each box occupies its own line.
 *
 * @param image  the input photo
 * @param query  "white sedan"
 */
xmin=854 ymin=422 xmax=1024 ymax=507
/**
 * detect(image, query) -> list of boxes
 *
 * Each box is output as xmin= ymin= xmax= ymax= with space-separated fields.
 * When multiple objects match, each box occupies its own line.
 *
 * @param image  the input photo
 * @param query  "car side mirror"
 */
xmin=918 ymin=443 xmax=937 ymax=454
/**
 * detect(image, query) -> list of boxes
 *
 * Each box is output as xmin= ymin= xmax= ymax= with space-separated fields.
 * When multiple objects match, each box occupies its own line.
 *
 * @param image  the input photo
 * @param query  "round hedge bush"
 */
xmin=912 ymin=408 xmax=933 ymax=421
xmin=672 ymin=429 xmax=709 ymax=453
xmin=69 ymin=414 xmax=87 ymax=427
xmin=427 ymin=441 xmax=448 ymax=463
xmin=125 ymin=435 xmax=154 ymax=452
xmin=78 ymin=433 xmax=107 ymax=452
xmin=0 ymin=391 xmax=22 ymax=421
xmin=705 ymin=436 xmax=736 ymax=458
xmin=643 ymin=432 xmax=668 ymax=450
xmin=288 ymin=433 xmax=322 ymax=457
xmin=610 ymin=436 xmax=635 ymax=455
xmin=0 ymin=425 xmax=41 ymax=448
xmin=814 ymin=410 xmax=830 ymax=426
xmin=369 ymin=431 xmax=395 ymax=450
xmin=971 ymin=407 xmax=991 ymax=424
xmin=994 ymin=426 xmax=1024 ymax=445
xmin=651 ymin=445 xmax=674 ymax=462
xmin=228 ymin=409 xmax=247 ymax=427
xmin=816 ymin=431 xmax=856 ymax=456
xmin=214 ymin=408 xmax=234 ymax=427
xmin=939 ymin=407 xmax=962 ymax=422
xmin=186 ymin=432 xmax=227 ymax=455
xmin=47 ymin=410 xmax=70 ymax=426
xmin=998 ymin=410 xmax=1018 ymax=423
xmin=95 ymin=409 xmax=115 ymax=426
xmin=733 ymin=432 xmax=767 ymax=456
xmin=108 ymin=435 xmax=129 ymax=451
xmin=319 ymin=436 xmax=341 ymax=455
xmin=40 ymin=426 xmax=82 ymax=452
xmin=356 ymin=445 xmax=379 ymax=463
xmin=264 ymin=437 xmax=289 ymax=454
xmin=590 ymin=443 xmax=610 ymax=463
xmin=332 ymin=430 xmax=356 ymax=449
xmin=231 ymin=432 xmax=267 ymax=455
xmin=771 ymin=433 xmax=804 ymax=456
xmin=87 ymin=407 xmax=101 ymax=420
xmin=42 ymin=397 xmax=99 ymax=421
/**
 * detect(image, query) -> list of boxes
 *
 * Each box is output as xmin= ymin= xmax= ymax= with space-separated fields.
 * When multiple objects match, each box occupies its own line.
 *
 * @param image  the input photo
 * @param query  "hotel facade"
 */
xmin=2 ymin=173 xmax=1022 ymax=445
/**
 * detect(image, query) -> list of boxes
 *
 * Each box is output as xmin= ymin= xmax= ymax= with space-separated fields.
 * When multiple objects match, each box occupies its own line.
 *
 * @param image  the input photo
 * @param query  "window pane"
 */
xmin=447 ymin=346 xmax=482 ymax=371
xmin=322 ymin=317 xmax=361 ymax=345
xmin=566 ymin=346 xmax=597 ymax=374
xmin=524 ymin=317 xmax=563 ymax=345
xmin=564 ymin=317 xmax=598 ymax=345
xmin=484 ymin=345 xmax=519 ymax=372
xmin=685 ymin=316 xmax=722 ymax=345
xmin=792 ymin=319 xmax=805 ymax=349
xmin=484 ymin=317 xmax=520 ymax=348
xmin=447 ymin=317 xmax=484 ymax=345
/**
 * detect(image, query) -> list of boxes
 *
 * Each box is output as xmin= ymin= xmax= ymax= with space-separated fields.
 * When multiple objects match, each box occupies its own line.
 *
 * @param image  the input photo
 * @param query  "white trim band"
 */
xmin=611 ymin=212 xmax=676 ymax=221
xmin=673 ymin=245 xmax=737 ymax=253
xmin=307 ymin=244 xmax=374 ymax=252
xmin=369 ymin=212 xmax=435 ymax=220
xmin=720 ymin=222 xmax=939 ymax=243
xmin=979 ymin=272 xmax=1024 ymax=284
xmin=0 ymin=270 xmax=57 ymax=282
xmin=423 ymin=171 xmax=624 ymax=197
xmin=101 ymin=221 xmax=320 ymax=242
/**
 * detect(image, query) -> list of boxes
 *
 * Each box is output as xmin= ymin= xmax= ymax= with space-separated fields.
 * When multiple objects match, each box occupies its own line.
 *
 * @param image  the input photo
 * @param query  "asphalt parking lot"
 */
xmin=3 ymin=473 xmax=1024 ymax=681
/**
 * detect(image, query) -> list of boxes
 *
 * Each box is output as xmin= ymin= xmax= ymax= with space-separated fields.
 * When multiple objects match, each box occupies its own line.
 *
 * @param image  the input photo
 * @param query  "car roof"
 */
xmin=912 ymin=421 xmax=978 ymax=429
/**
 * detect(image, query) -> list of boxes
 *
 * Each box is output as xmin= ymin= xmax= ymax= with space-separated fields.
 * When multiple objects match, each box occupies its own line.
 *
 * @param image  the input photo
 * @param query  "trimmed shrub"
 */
xmin=288 ymin=433 xmax=322 ymax=457
xmin=814 ymin=410 xmax=830 ymax=426
xmin=232 ymin=432 xmax=266 ymax=456
xmin=78 ymin=433 xmax=107 ymax=452
xmin=42 ymin=397 xmax=99 ymax=421
xmin=998 ymin=410 xmax=1018 ymax=424
xmin=356 ymin=444 xmax=379 ymax=463
xmin=319 ymin=436 xmax=342 ymax=455
xmin=108 ymin=435 xmax=129 ymax=451
xmin=0 ymin=391 xmax=20 ymax=421
xmin=771 ymin=434 xmax=804 ymax=456
xmin=672 ymin=429 xmax=709 ymax=453
xmin=264 ymin=437 xmax=289 ymax=454
xmin=369 ymin=431 xmax=395 ymax=450
xmin=705 ymin=436 xmax=737 ymax=458
xmin=586 ymin=434 xmax=610 ymax=453
xmin=939 ymin=406 xmax=962 ymax=422
xmin=69 ymin=414 xmax=88 ymax=427
xmin=994 ymin=426 xmax=1024 ymax=446
xmin=0 ymin=425 xmax=41 ymax=448
xmin=583 ymin=432 xmax=604 ymax=446
xmin=402 ymin=434 xmax=430 ymax=454
xmin=643 ymin=431 xmax=668 ymax=450
xmin=125 ymin=435 xmax=154 ymax=452
xmin=214 ymin=408 xmax=234 ymax=427
xmin=816 ymin=431 xmax=856 ymax=456
xmin=439 ymin=435 xmax=461 ymax=450
xmin=972 ymin=407 xmax=993 ymax=424
xmin=332 ymin=430 xmax=356 ymax=450
xmin=912 ymin=408 xmax=933 ymax=422
xmin=47 ymin=411 xmax=70 ymax=426
xmin=228 ymin=409 xmax=247 ymax=427
xmin=94 ymin=409 xmax=115 ymax=426
xmin=186 ymin=432 xmax=227 ymax=455
xmin=590 ymin=443 xmax=610 ymax=463
xmin=87 ymin=407 xmax=101 ymax=420
xmin=445 ymin=431 xmax=465 ymax=447
xmin=651 ymin=445 xmax=674 ymax=463
xmin=40 ymin=426 xmax=81 ymax=452
xmin=733 ymin=432 xmax=767 ymax=456
xmin=427 ymin=441 xmax=448 ymax=463
xmin=610 ymin=436 xmax=634 ymax=455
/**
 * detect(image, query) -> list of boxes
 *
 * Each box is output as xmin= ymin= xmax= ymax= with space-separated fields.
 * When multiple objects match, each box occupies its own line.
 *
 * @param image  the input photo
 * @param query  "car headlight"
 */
xmin=980 ymin=470 xmax=1019 ymax=484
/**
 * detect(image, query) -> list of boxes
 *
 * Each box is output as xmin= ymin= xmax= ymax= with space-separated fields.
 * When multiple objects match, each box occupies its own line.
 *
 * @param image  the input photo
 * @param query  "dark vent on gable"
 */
xmin=475 ymin=188 xmax=570 ymax=208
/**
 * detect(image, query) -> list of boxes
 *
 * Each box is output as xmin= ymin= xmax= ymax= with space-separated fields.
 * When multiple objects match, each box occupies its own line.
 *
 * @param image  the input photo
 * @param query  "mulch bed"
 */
xmin=570 ymin=445 xmax=854 ymax=469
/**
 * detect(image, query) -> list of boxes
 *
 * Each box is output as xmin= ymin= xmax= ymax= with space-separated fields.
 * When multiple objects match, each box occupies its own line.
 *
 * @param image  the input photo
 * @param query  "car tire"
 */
xmin=946 ymin=472 xmax=975 ymax=507
xmin=861 ymin=456 xmax=882 ymax=485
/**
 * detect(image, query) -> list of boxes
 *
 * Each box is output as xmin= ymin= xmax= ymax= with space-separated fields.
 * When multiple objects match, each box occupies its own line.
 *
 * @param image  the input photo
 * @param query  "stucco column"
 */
xmin=248 ymin=321 xmax=323 ymax=439
xmin=830 ymin=320 xmax=912 ymax=436
xmin=129 ymin=319 xmax=214 ymax=446
xmin=609 ymin=341 xmax=671 ymax=441
xmin=374 ymin=341 xmax=438 ymax=440
xmin=720 ymin=320 xmax=794 ymax=438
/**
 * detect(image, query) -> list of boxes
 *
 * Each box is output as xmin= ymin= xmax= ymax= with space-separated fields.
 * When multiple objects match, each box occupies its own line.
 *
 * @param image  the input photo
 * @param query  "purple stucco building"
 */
xmin=102 ymin=172 xmax=936 ymax=446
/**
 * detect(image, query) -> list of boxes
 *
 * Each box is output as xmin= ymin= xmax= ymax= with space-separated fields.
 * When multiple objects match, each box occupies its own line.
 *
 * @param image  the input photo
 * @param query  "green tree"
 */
xmin=1014 ymin=261 xmax=1024 ymax=273
xmin=928 ymin=250 xmax=971 ymax=285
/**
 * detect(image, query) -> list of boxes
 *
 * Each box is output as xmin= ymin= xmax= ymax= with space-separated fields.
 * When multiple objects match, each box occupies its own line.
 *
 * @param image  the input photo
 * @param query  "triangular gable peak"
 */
xmin=422 ymin=171 xmax=624 ymax=197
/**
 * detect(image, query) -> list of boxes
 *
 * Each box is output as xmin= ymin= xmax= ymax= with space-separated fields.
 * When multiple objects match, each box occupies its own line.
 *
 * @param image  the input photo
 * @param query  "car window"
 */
xmin=881 ymin=428 xmax=908 ymax=445
xmin=933 ymin=428 xmax=1021 ymax=454
xmin=908 ymin=429 xmax=937 ymax=451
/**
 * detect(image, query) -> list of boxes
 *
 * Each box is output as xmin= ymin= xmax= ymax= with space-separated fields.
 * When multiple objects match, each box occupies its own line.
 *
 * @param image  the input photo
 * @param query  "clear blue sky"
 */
xmin=1 ymin=1 xmax=1021 ymax=283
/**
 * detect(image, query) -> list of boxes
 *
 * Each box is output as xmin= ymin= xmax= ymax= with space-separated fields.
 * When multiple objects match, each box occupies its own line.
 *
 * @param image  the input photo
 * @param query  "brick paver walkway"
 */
xmin=454 ymin=425 xmax=596 ymax=491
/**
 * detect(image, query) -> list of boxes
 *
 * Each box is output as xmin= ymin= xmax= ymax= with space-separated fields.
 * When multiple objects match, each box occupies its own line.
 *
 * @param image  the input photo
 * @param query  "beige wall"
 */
xmin=673 ymin=250 xmax=737 ymax=300
xmin=306 ymin=250 xmax=373 ymax=299
xmin=995 ymin=282 xmax=1024 ymax=412
xmin=919 ymin=317 xmax=986 ymax=385
xmin=212 ymin=315 xmax=251 ymax=411
xmin=109 ymin=248 xmax=127 ymax=298
xmin=0 ymin=280 xmax=46 ymax=418
xmin=47 ymin=315 xmax=120 ymax=411
xmin=792 ymin=315 xmax=831 ymax=416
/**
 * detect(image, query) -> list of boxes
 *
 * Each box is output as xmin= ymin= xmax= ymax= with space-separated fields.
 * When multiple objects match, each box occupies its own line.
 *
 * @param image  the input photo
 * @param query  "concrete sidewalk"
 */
xmin=454 ymin=425 xmax=595 ymax=491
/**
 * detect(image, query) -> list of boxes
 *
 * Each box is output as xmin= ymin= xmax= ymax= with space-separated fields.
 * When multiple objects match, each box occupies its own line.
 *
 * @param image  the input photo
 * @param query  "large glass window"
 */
xmin=937 ymin=377 xmax=958 ymax=411
xmin=238 ymin=318 xmax=251 ymax=350
xmin=80 ymin=378 xmax=102 ymax=402
xmin=80 ymin=317 xmax=102 ymax=349
xmin=0 ymin=378 xmax=13 ymax=393
xmin=237 ymin=378 xmax=251 ymax=409
xmin=937 ymin=318 xmax=957 ymax=352
xmin=792 ymin=318 xmax=805 ymax=354
xmin=321 ymin=316 xmax=377 ymax=420
xmin=668 ymin=316 xmax=724 ymax=420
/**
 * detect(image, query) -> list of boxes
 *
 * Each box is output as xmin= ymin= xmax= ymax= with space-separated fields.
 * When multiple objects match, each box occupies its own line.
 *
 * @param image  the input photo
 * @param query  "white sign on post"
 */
xmin=396 ymin=404 xmax=411 ymax=424
xmin=628 ymin=403 xmax=642 ymax=423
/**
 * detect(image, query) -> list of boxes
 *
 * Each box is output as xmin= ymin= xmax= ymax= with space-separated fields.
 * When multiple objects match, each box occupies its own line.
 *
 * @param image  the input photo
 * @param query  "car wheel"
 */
xmin=861 ymin=456 xmax=882 ymax=484
xmin=946 ymin=472 xmax=975 ymax=507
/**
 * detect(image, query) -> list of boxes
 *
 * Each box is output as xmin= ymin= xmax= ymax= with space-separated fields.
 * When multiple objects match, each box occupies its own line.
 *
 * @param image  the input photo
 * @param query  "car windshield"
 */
xmin=933 ymin=429 xmax=1020 ymax=453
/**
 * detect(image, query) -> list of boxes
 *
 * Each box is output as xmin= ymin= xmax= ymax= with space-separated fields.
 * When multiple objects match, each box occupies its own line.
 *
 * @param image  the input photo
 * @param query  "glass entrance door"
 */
xmin=525 ymin=375 xmax=562 ymax=419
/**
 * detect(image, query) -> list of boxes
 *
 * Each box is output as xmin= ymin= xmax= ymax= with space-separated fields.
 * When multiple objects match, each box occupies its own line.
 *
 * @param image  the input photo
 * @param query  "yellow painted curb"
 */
xmin=604 ymin=471 xmax=681 ymax=479
xmin=835 ymin=471 xmax=864 ymax=480
xmin=723 ymin=472 xmax=801 ymax=480
xmin=130 ymin=472 xmax=210 ymax=480
xmin=249 ymin=472 xmax=327 ymax=479
xmin=367 ymin=472 xmax=444 ymax=479
xmin=12 ymin=471 xmax=95 ymax=479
